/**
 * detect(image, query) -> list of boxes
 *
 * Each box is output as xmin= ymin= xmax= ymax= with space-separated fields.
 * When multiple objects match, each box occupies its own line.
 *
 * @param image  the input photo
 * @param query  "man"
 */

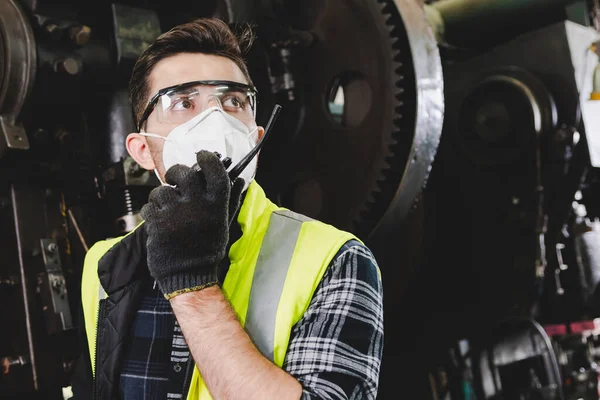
xmin=72 ymin=17 xmax=383 ymax=399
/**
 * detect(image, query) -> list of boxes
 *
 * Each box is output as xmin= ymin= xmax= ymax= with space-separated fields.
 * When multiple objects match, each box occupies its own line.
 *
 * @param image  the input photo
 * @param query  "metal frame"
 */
xmin=0 ymin=0 xmax=36 ymax=156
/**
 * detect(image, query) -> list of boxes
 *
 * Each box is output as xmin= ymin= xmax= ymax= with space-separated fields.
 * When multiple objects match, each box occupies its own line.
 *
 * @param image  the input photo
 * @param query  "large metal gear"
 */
xmin=249 ymin=0 xmax=444 ymax=240
xmin=358 ymin=0 xmax=445 ymax=240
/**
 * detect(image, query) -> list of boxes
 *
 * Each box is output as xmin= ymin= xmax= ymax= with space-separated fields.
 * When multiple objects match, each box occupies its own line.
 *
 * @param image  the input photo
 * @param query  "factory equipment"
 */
xmin=0 ymin=0 xmax=442 ymax=398
xmin=3 ymin=0 xmax=600 ymax=399
xmin=413 ymin=1 xmax=600 ymax=399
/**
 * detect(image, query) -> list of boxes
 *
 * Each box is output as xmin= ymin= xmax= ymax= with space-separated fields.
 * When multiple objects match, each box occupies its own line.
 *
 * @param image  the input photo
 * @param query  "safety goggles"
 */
xmin=137 ymin=80 xmax=257 ymax=131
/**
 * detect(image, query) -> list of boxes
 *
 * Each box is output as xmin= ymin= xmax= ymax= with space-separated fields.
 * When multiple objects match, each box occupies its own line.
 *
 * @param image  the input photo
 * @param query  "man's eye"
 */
xmin=171 ymin=98 xmax=195 ymax=111
xmin=223 ymin=96 xmax=244 ymax=109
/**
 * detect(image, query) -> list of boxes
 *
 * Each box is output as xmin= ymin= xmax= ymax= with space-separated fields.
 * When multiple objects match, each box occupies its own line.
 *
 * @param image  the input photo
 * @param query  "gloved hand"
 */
xmin=141 ymin=150 xmax=245 ymax=299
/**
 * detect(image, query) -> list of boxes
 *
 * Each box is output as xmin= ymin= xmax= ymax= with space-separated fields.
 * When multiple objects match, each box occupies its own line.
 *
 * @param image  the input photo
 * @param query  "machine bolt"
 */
xmin=44 ymin=23 xmax=61 ymax=40
xmin=52 ymin=278 xmax=64 ymax=291
xmin=69 ymin=25 xmax=92 ymax=46
xmin=54 ymin=57 xmax=81 ymax=76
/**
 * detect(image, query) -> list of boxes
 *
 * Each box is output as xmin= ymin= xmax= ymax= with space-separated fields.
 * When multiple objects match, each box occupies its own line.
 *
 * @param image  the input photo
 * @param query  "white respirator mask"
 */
xmin=140 ymin=106 xmax=259 ymax=191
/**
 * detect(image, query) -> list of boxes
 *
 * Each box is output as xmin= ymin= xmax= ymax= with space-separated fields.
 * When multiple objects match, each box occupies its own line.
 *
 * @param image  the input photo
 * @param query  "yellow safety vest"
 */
xmin=81 ymin=181 xmax=358 ymax=399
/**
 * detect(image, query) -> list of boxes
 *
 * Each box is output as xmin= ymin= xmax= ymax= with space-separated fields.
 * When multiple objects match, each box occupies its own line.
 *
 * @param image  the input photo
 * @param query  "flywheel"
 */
xmin=229 ymin=0 xmax=445 ymax=240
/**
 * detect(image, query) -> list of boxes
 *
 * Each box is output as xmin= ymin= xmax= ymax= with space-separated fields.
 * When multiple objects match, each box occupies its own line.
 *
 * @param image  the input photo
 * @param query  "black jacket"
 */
xmin=71 ymin=215 xmax=244 ymax=399
xmin=71 ymin=226 xmax=149 ymax=399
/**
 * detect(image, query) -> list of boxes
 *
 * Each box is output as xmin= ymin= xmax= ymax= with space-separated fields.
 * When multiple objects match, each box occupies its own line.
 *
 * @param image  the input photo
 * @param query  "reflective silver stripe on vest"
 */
xmin=245 ymin=210 xmax=312 ymax=361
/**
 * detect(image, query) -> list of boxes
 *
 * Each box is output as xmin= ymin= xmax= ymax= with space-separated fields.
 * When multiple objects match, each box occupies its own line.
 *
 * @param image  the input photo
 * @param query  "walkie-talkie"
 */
xmin=201 ymin=104 xmax=281 ymax=181
xmin=222 ymin=104 xmax=282 ymax=181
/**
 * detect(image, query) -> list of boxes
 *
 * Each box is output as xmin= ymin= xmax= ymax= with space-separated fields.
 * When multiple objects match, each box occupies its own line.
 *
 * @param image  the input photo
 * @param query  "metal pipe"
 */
xmin=425 ymin=0 xmax=584 ymax=49
xmin=67 ymin=208 xmax=89 ymax=253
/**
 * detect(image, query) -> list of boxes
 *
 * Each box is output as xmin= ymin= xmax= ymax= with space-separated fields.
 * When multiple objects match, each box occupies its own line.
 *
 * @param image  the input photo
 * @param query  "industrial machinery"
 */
xmin=419 ymin=1 xmax=600 ymax=399
xmin=2 ymin=0 xmax=600 ymax=399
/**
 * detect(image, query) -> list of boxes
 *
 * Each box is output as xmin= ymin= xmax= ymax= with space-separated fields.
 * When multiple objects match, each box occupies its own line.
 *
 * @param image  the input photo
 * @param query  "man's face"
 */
xmin=126 ymin=53 xmax=263 ymax=179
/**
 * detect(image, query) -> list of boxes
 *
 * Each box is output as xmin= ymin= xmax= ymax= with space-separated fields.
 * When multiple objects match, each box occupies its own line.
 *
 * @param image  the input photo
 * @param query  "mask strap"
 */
xmin=139 ymin=133 xmax=174 ymax=187
xmin=140 ymin=132 xmax=167 ymax=141
xmin=154 ymin=169 xmax=176 ymax=188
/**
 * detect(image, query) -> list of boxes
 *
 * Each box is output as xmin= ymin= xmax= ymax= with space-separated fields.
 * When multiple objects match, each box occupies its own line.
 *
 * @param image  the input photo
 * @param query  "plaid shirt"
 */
xmin=120 ymin=240 xmax=383 ymax=399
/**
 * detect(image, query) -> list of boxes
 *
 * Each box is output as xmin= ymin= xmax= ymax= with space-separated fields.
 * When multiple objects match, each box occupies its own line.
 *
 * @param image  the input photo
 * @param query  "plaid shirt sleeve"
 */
xmin=282 ymin=240 xmax=384 ymax=400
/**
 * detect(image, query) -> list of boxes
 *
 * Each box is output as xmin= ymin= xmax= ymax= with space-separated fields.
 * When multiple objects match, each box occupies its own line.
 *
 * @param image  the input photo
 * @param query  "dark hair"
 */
xmin=129 ymin=18 xmax=255 ymax=129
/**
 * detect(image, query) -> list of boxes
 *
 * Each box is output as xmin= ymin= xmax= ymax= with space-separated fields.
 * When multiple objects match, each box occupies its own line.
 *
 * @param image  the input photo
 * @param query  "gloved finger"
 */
xmin=147 ymin=185 xmax=180 ymax=208
xmin=195 ymin=150 xmax=229 ymax=193
xmin=140 ymin=202 xmax=159 ymax=222
xmin=164 ymin=164 xmax=194 ymax=188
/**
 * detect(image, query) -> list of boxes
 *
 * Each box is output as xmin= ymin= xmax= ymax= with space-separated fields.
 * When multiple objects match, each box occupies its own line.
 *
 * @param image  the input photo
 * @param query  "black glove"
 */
xmin=141 ymin=150 xmax=245 ymax=299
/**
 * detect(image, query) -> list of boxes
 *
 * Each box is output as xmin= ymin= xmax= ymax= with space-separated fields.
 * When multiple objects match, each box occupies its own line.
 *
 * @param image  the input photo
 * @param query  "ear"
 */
xmin=126 ymin=133 xmax=156 ymax=170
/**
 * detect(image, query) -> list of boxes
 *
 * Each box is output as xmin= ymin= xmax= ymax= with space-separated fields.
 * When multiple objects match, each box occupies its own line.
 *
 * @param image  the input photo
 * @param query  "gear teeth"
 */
xmin=385 ymin=138 xmax=399 ymax=149
xmin=379 ymin=155 xmax=393 ymax=169
xmin=353 ymin=0 xmax=415 ymax=236
xmin=359 ymin=192 xmax=379 ymax=214
xmin=378 ymin=0 xmax=395 ymax=15
xmin=370 ymin=184 xmax=383 ymax=194
xmin=358 ymin=174 xmax=387 ymax=220
xmin=377 ymin=0 xmax=394 ymax=25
